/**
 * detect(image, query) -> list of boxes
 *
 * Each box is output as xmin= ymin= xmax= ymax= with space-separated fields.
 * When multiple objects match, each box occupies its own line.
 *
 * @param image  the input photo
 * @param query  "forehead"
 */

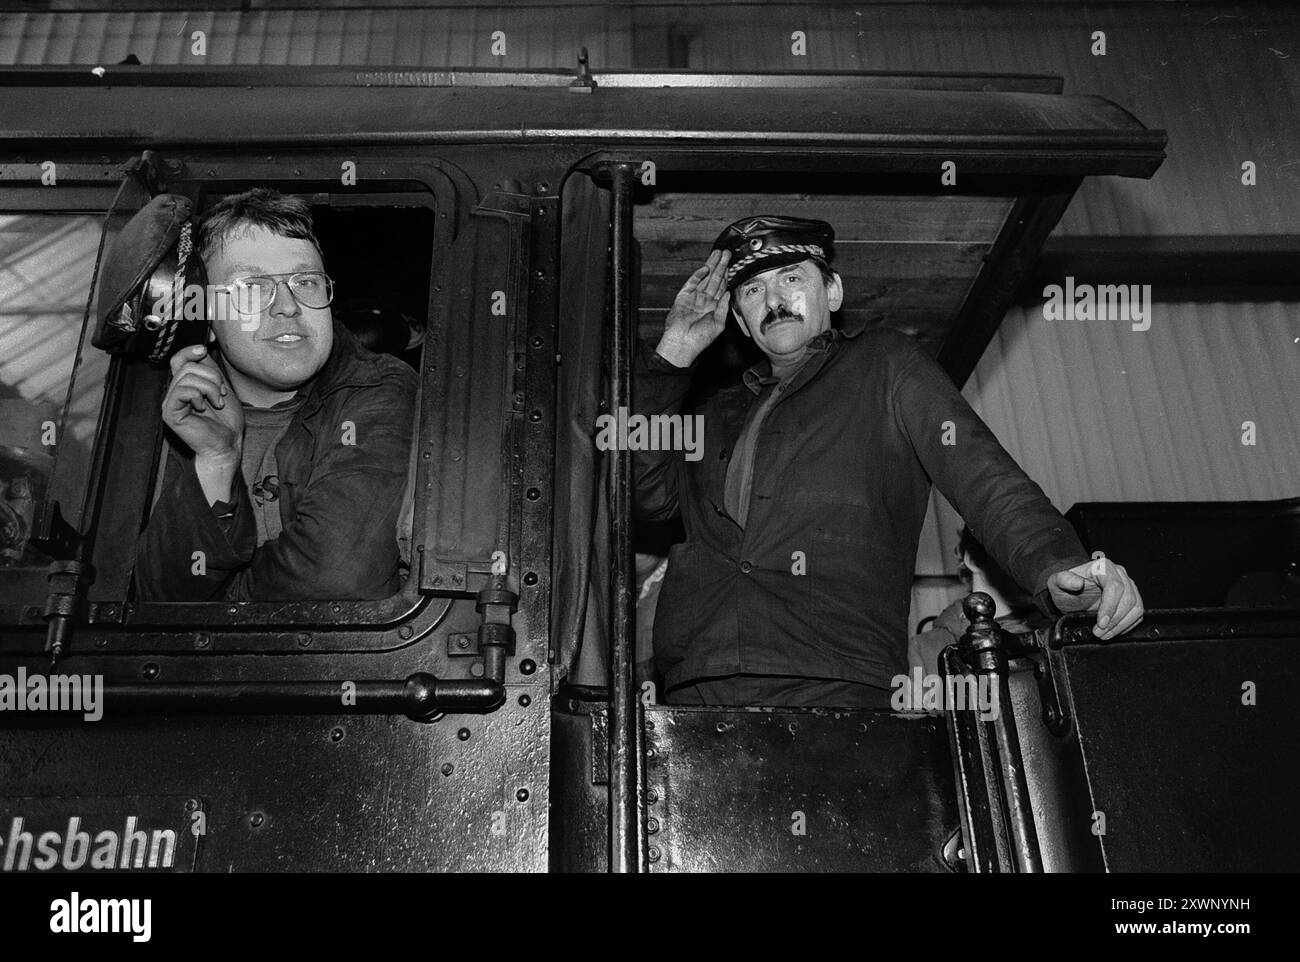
xmin=205 ymin=225 xmax=322 ymax=273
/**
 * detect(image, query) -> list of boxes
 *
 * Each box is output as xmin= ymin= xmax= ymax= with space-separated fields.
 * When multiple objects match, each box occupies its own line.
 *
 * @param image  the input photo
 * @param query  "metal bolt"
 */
xmin=535 ymin=181 xmax=550 ymax=194
xmin=457 ymin=636 xmax=471 ymax=649
xmin=646 ymin=790 xmax=658 ymax=804
xmin=184 ymin=798 xmax=199 ymax=813
xmin=516 ymin=788 xmax=530 ymax=802
xmin=94 ymin=637 xmax=109 ymax=648
xmin=519 ymin=659 xmax=537 ymax=675
xmin=648 ymin=846 xmax=661 ymax=863
xmin=398 ymin=625 xmax=413 ymax=640
xmin=296 ymin=632 xmax=312 ymax=648
xmin=195 ymin=632 xmax=210 ymax=649
xmin=529 ymin=409 xmax=543 ymax=422
xmin=531 ymin=336 xmax=544 ymax=348
xmin=647 ymin=817 xmax=659 ymax=834
xmin=523 ymin=572 xmax=538 ymax=586
xmin=330 ymin=727 xmax=345 ymax=743
xmin=457 ymin=728 xmax=471 ymax=741
xmin=441 ymin=763 xmax=454 ymax=776
xmin=518 ymin=694 xmax=532 ymax=707
xmin=249 ymin=812 xmax=265 ymax=828
xmin=470 ymin=663 xmax=484 ymax=677
xmin=142 ymin=663 xmax=159 ymax=680
xmin=526 ymin=487 xmax=541 ymax=501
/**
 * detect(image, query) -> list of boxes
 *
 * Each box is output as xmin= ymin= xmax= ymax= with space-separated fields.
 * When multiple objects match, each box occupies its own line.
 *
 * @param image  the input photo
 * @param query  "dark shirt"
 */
xmin=135 ymin=322 xmax=418 ymax=602
xmin=632 ymin=318 xmax=1090 ymax=692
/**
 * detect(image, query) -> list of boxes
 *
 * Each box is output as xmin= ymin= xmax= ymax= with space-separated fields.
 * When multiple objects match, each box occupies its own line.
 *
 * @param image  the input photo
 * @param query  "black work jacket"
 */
xmin=135 ymin=322 xmax=418 ymax=602
xmin=633 ymin=319 xmax=1090 ymax=691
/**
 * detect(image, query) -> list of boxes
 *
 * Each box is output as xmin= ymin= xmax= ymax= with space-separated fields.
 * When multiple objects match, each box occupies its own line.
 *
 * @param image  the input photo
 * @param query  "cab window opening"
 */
xmin=129 ymin=192 xmax=436 ymax=609
xmin=0 ymin=211 xmax=109 ymax=577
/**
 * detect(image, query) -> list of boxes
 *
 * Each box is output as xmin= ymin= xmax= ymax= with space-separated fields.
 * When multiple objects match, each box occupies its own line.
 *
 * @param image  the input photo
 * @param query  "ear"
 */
xmin=826 ymin=271 xmax=844 ymax=312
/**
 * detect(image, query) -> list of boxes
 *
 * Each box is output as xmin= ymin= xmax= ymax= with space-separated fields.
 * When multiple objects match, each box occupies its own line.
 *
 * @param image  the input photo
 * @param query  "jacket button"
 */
xmin=740 ymin=561 xmax=753 ymax=574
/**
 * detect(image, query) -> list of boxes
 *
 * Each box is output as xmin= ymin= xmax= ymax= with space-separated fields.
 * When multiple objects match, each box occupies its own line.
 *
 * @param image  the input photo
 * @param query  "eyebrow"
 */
xmin=227 ymin=263 xmax=320 ymax=275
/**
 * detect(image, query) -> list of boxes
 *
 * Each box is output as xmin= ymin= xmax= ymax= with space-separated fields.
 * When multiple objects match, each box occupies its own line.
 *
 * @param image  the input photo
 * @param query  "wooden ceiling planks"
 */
xmin=634 ymin=191 xmax=1011 ymax=353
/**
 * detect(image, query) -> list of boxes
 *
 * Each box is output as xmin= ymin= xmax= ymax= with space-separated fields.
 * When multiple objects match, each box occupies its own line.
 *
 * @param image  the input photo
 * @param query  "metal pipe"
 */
xmin=0 ymin=674 xmax=504 ymax=722
xmin=605 ymin=160 xmax=641 ymax=874
xmin=989 ymin=670 xmax=1043 ymax=872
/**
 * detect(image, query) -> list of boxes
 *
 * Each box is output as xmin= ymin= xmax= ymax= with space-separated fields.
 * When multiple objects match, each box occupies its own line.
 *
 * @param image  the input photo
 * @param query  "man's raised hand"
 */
xmin=655 ymin=249 xmax=732 ymax=368
xmin=163 ymin=343 xmax=245 ymax=505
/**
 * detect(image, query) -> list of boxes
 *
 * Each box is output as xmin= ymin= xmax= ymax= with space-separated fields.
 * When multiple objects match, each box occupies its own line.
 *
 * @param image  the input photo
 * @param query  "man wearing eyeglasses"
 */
xmin=135 ymin=187 xmax=418 ymax=601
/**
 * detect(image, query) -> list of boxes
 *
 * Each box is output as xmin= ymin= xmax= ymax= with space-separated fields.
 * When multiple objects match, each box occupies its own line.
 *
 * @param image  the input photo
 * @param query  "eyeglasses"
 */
xmin=221 ymin=271 xmax=334 ymax=316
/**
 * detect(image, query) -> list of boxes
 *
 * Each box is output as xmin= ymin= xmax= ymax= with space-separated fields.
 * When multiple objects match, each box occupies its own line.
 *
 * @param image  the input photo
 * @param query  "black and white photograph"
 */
xmin=0 ymin=0 xmax=1293 ymax=936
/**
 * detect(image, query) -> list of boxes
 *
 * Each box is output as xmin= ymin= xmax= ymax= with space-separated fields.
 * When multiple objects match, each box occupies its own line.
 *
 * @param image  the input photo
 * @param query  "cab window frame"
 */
xmin=0 ymin=157 xmax=483 ymax=655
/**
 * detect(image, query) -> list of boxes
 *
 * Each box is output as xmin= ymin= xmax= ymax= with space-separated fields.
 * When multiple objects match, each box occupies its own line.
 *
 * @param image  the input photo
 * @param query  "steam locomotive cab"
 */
xmin=0 ymin=67 xmax=1293 ymax=874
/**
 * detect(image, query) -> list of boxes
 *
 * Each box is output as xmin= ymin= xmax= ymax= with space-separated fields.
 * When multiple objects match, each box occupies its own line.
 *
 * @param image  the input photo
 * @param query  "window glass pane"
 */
xmin=0 ymin=213 xmax=108 ymax=569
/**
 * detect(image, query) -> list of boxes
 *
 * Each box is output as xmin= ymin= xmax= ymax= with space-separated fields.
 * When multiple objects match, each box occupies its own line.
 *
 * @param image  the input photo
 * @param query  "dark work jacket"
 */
xmin=633 ymin=319 xmax=1090 ymax=691
xmin=135 ymin=322 xmax=418 ymax=602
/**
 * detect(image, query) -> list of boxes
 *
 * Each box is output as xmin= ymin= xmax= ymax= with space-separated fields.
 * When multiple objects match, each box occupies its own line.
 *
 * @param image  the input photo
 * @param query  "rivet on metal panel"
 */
xmin=248 ymin=812 xmax=265 ymax=829
xmin=184 ymin=798 xmax=199 ymax=813
xmin=646 ymin=790 xmax=658 ymax=804
xmin=518 ymin=694 xmax=532 ymax=707
xmin=715 ymin=721 xmax=730 ymax=733
xmin=441 ymin=763 xmax=454 ymax=776
xmin=648 ymin=846 xmax=661 ymax=863
xmin=142 ymin=663 xmax=159 ymax=680
xmin=457 ymin=728 xmax=471 ymax=741
xmin=519 ymin=659 xmax=537 ymax=675
xmin=95 ymin=637 xmax=108 ymax=648
xmin=398 ymin=625 xmax=413 ymax=640
xmin=296 ymin=632 xmax=312 ymax=648
xmin=195 ymin=632 xmax=210 ymax=649
xmin=516 ymin=788 xmax=530 ymax=803
xmin=523 ymin=572 xmax=538 ymax=586
xmin=471 ymin=663 xmax=484 ymax=677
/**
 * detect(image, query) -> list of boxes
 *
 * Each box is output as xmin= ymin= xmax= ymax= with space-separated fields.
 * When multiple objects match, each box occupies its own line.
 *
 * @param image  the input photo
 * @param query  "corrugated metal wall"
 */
xmin=2 ymin=3 xmax=1296 ymax=622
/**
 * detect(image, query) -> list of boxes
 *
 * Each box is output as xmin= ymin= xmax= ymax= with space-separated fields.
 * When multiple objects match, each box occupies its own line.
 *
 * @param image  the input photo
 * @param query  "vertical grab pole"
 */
xmin=961 ymin=592 xmax=1044 ymax=873
xmin=605 ymin=161 xmax=643 ymax=873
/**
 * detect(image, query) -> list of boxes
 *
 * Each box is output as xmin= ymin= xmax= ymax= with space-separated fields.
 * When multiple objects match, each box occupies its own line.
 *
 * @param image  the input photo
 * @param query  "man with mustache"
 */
xmin=634 ymin=215 xmax=1143 ymax=707
xmin=135 ymin=188 xmax=418 ymax=601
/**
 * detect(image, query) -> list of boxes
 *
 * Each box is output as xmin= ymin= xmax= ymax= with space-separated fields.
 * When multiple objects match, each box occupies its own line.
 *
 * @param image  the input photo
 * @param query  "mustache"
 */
xmin=759 ymin=307 xmax=804 ymax=333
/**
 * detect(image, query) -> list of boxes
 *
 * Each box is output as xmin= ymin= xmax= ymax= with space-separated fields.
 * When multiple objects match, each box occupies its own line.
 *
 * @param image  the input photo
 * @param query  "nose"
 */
xmin=766 ymin=286 xmax=786 ymax=313
xmin=270 ymin=277 xmax=301 ymax=318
